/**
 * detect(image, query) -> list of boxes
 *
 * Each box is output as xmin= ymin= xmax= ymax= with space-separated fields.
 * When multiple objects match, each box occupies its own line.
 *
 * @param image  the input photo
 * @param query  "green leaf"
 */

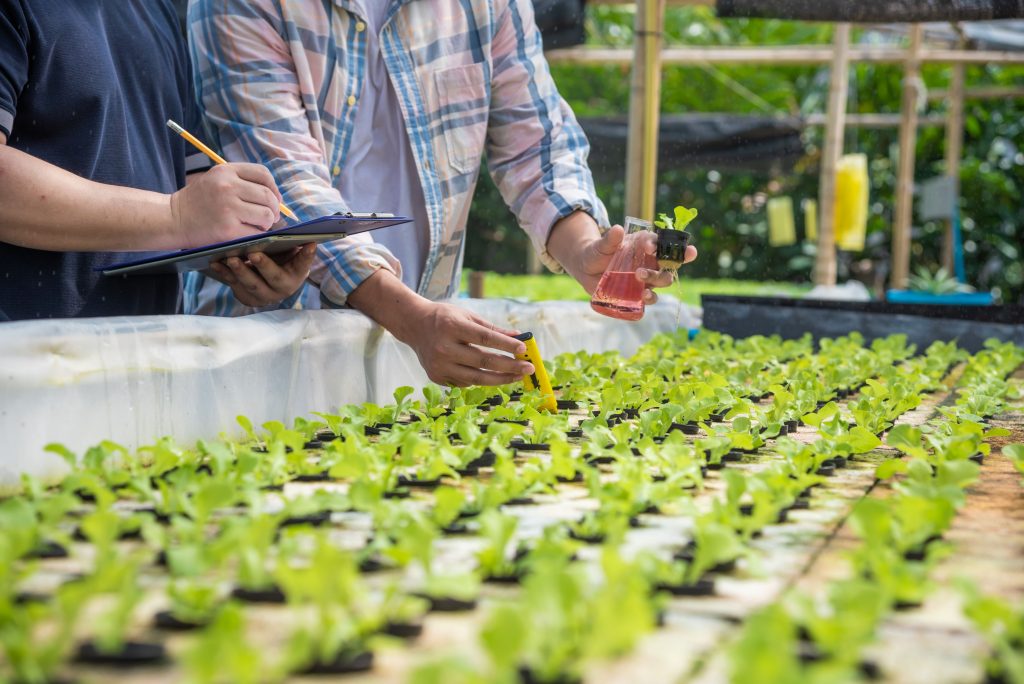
xmin=875 ymin=459 xmax=907 ymax=480
xmin=44 ymin=443 xmax=78 ymax=468
xmin=673 ymin=205 xmax=698 ymax=230
xmin=846 ymin=426 xmax=882 ymax=454
xmin=432 ymin=486 xmax=466 ymax=528
xmin=481 ymin=604 xmax=528 ymax=672
xmin=236 ymin=415 xmax=256 ymax=441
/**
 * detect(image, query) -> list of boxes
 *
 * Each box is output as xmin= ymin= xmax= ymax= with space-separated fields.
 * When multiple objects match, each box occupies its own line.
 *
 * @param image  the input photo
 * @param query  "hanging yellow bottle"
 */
xmin=804 ymin=199 xmax=818 ymax=242
xmin=834 ymin=153 xmax=869 ymax=252
xmin=767 ymin=196 xmax=796 ymax=247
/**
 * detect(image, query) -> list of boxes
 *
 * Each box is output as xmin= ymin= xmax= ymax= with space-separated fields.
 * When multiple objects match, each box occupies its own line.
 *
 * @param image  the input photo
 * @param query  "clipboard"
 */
xmin=101 ymin=213 xmax=409 ymax=276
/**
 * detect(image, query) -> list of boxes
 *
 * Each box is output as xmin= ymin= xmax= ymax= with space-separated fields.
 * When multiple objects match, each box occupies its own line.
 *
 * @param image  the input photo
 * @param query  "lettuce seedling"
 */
xmin=728 ymin=604 xmax=806 ymax=684
xmin=429 ymin=486 xmax=466 ymax=529
xmin=786 ymin=578 xmax=887 ymax=667
xmin=523 ymin=406 xmax=571 ymax=445
xmin=184 ymin=604 xmax=268 ymax=684
xmin=166 ymin=579 xmax=222 ymax=627
xmin=475 ymin=510 xmax=520 ymax=579
xmin=958 ymin=581 xmax=1024 ymax=683
xmin=224 ymin=514 xmax=284 ymax=592
xmin=0 ymin=577 xmax=87 ymax=683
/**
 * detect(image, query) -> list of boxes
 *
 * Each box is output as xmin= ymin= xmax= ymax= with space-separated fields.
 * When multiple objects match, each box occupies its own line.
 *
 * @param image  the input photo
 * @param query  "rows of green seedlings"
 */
xmin=964 ymin=441 xmax=1024 ymax=684
xmin=0 ymin=332 xmax=1019 ymax=684
xmin=727 ymin=340 xmax=1024 ymax=684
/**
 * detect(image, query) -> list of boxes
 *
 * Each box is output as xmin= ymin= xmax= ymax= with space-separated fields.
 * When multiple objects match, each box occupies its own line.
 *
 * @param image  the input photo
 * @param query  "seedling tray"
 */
xmin=702 ymin=295 xmax=1024 ymax=351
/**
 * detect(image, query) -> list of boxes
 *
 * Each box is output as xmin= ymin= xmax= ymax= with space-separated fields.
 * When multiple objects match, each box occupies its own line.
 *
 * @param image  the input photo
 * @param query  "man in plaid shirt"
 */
xmin=185 ymin=0 xmax=695 ymax=386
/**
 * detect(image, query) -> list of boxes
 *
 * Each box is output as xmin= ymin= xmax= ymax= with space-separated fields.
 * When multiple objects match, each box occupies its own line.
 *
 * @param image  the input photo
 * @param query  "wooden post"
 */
xmin=890 ymin=24 xmax=924 ymax=290
xmin=813 ymin=23 xmax=851 ymax=287
xmin=468 ymin=271 xmax=485 ymax=299
xmin=942 ymin=41 xmax=966 ymax=274
xmin=624 ymin=0 xmax=666 ymax=219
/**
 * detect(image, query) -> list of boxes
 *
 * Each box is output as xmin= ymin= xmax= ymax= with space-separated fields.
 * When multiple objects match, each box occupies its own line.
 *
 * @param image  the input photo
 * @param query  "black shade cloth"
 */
xmin=701 ymin=295 xmax=1024 ymax=352
xmin=579 ymin=114 xmax=806 ymax=178
xmin=533 ymin=0 xmax=586 ymax=50
xmin=716 ymin=0 xmax=1024 ymax=22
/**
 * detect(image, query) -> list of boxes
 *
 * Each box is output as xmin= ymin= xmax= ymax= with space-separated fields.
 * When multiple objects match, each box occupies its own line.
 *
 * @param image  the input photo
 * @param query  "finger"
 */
xmin=445 ymin=366 xmax=523 ymax=388
xmin=235 ymin=197 xmax=279 ymax=231
xmin=248 ymin=252 xmax=296 ymax=294
xmin=462 ymin=319 xmax=527 ymax=356
xmin=469 ymin=314 xmax=520 ymax=339
xmin=286 ymin=243 xmax=317 ymax=272
xmin=448 ymin=342 xmax=534 ymax=376
xmin=642 ymin=289 xmax=659 ymax=306
xmin=637 ymin=231 xmax=658 ymax=256
xmin=237 ymin=179 xmax=282 ymax=217
xmin=636 ymin=268 xmax=676 ymax=289
xmin=231 ymin=163 xmax=283 ymax=204
xmin=209 ymin=261 xmax=237 ymax=285
xmin=683 ymin=245 xmax=698 ymax=264
xmin=226 ymin=257 xmax=274 ymax=300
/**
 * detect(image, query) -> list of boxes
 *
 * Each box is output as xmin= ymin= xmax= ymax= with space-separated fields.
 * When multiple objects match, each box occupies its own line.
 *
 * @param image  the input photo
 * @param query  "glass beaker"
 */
xmin=590 ymin=217 xmax=657 ymax=321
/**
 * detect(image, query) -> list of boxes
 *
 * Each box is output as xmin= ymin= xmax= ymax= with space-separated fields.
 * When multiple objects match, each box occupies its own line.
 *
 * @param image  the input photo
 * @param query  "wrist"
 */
xmin=546 ymin=210 xmax=601 ymax=280
xmin=167 ymin=189 xmax=189 ymax=248
xmin=348 ymin=269 xmax=433 ymax=344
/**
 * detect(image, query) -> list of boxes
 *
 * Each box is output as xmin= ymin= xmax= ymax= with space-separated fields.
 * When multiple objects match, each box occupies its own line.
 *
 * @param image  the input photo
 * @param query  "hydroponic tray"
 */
xmin=701 ymin=294 xmax=1024 ymax=352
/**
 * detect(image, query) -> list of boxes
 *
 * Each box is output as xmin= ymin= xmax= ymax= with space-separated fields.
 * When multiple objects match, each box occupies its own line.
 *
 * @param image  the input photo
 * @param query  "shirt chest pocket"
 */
xmin=433 ymin=63 xmax=489 ymax=175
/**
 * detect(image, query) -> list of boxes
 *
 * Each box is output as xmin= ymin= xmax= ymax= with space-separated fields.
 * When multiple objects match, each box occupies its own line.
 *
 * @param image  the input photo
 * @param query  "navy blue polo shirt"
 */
xmin=0 ymin=0 xmax=209 ymax=320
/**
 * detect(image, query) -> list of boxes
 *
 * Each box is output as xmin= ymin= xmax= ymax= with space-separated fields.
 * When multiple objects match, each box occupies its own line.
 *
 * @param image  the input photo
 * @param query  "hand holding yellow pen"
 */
xmin=514 ymin=332 xmax=558 ymax=412
xmin=166 ymin=119 xmax=297 ymax=221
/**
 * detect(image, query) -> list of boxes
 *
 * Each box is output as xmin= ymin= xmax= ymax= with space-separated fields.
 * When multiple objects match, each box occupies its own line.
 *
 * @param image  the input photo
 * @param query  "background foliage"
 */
xmin=464 ymin=8 xmax=1024 ymax=304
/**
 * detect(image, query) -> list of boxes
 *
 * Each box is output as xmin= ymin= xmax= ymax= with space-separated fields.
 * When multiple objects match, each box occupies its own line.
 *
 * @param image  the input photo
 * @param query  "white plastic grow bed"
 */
xmin=0 ymin=298 xmax=698 ymax=489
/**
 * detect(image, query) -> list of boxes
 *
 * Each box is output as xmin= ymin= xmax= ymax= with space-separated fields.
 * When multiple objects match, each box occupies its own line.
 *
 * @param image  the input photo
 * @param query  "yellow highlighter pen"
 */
xmin=513 ymin=332 xmax=557 ymax=413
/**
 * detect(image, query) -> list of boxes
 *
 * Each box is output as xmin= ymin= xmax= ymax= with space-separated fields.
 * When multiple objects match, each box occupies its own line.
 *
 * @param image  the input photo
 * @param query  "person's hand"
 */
xmin=572 ymin=224 xmax=698 ymax=306
xmin=400 ymin=301 xmax=535 ymax=387
xmin=207 ymin=243 xmax=316 ymax=308
xmin=171 ymin=163 xmax=282 ymax=247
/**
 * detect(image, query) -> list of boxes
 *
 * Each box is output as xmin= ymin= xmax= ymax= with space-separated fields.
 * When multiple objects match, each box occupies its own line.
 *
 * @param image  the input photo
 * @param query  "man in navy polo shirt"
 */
xmin=0 ymin=0 xmax=315 ymax=320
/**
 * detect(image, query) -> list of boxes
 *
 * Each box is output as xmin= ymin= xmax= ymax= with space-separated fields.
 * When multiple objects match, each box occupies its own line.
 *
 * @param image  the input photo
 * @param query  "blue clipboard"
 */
xmin=101 ymin=213 xmax=409 ymax=276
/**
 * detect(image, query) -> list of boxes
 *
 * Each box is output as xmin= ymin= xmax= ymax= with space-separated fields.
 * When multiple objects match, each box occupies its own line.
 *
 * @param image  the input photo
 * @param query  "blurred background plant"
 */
xmin=465 ymin=8 xmax=1024 ymax=304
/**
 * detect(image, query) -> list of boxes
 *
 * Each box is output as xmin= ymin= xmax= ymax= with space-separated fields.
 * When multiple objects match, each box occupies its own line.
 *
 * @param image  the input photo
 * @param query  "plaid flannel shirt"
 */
xmin=183 ymin=0 xmax=608 ymax=315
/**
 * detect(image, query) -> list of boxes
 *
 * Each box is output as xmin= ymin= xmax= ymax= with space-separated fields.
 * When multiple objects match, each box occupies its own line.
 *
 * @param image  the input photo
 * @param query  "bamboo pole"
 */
xmin=942 ymin=44 xmax=967 ymax=274
xmin=805 ymin=112 xmax=946 ymax=127
xmin=929 ymin=85 xmax=1024 ymax=101
xmin=624 ymin=0 xmax=666 ymax=219
xmin=813 ymin=23 xmax=851 ymax=287
xmin=890 ymin=24 xmax=925 ymax=290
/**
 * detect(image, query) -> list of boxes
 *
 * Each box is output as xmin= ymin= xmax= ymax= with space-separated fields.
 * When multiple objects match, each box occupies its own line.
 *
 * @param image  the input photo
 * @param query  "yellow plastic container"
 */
xmin=767 ymin=196 xmax=796 ymax=247
xmin=834 ymin=153 xmax=869 ymax=252
xmin=804 ymin=199 xmax=818 ymax=242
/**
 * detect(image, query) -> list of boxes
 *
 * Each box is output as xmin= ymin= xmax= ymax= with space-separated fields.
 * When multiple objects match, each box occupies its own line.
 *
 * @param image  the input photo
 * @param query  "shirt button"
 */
xmin=355 ymin=21 xmax=366 ymax=32
xmin=332 ymin=165 xmax=341 ymax=177
xmin=347 ymin=95 xmax=357 ymax=106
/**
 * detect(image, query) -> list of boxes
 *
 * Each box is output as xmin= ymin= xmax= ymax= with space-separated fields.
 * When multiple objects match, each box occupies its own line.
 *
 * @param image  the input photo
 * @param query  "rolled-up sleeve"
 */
xmin=187 ymin=0 xmax=399 ymax=309
xmin=484 ymin=0 xmax=610 ymax=273
xmin=0 ymin=0 xmax=29 ymax=138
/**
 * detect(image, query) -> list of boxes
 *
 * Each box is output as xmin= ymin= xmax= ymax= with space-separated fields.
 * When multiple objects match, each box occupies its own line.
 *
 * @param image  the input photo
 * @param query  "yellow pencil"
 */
xmin=167 ymin=119 xmax=298 ymax=221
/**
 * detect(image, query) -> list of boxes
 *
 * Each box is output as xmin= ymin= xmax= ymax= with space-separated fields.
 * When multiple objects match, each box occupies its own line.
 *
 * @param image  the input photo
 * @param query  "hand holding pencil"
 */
xmin=167 ymin=120 xmax=297 ymax=221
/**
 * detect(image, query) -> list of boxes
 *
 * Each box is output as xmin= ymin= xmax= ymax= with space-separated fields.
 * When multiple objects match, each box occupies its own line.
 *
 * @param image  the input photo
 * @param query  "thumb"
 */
xmin=594 ymin=225 xmax=624 ymax=258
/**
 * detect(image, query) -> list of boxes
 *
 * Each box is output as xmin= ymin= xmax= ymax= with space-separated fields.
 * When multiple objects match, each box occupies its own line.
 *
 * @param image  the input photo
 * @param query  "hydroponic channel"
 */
xmin=1 ymin=317 xmax=1022 ymax=684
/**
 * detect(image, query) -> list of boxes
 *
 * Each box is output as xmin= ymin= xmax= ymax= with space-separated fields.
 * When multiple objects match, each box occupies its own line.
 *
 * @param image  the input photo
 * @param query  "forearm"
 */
xmin=0 ymin=144 xmax=181 ymax=252
xmin=346 ymin=268 xmax=430 ymax=344
xmin=545 ymin=210 xmax=603 ymax=282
